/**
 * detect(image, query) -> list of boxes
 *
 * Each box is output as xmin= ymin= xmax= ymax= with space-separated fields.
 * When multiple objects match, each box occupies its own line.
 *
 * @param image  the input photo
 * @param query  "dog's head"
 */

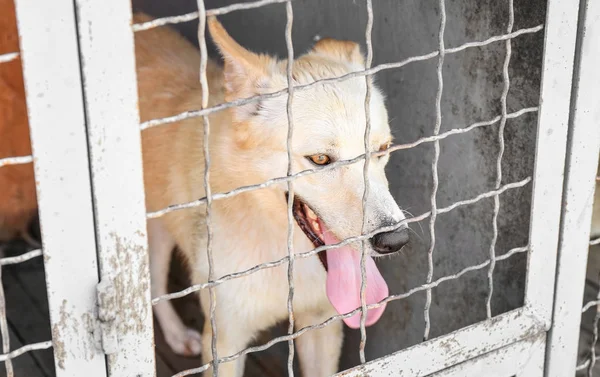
xmin=208 ymin=18 xmax=409 ymax=328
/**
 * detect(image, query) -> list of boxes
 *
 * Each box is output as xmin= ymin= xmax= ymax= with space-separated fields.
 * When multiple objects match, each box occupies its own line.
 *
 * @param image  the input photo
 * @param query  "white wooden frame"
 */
xmin=13 ymin=0 xmax=109 ymax=375
xmin=545 ymin=0 xmax=600 ymax=374
xmin=426 ymin=335 xmax=547 ymax=377
xmin=73 ymin=0 xmax=155 ymax=375
xmin=9 ymin=0 xmax=599 ymax=375
xmin=14 ymin=0 xmax=154 ymax=376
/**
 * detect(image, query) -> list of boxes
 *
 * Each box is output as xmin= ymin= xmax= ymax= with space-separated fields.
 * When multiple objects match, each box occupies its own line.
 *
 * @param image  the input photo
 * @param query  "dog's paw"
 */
xmin=164 ymin=326 xmax=202 ymax=357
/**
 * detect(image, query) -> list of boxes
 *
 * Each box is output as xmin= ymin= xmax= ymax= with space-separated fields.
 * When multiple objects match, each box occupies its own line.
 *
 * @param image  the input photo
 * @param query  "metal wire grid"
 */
xmin=593 ymin=175 xmax=600 ymax=246
xmin=0 ymin=250 xmax=52 ymax=376
xmin=283 ymin=2 xmax=297 ymax=375
xmin=0 ymin=52 xmax=19 ymax=64
xmin=0 ymin=50 xmax=52 ymax=375
xmin=422 ymin=0 xmax=445 ymax=343
xmin=578 ymin=279 xmax=600 ymax=376
xmin=576 ymin=174 xmax=600 ymax=376
xmin=195 ymin=1 xmax=219 ymax=375
xmin=486 ymin=0 xmax=515 ymax=320
xmin=131 ymin=1 xmax=544 ymax=376
xmin=358 ymin=0 xmax=374 ymax=364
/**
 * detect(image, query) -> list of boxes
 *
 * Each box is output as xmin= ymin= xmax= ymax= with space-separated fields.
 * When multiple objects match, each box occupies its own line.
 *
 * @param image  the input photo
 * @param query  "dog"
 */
xmin=135 ymin=13 xmax=409 ymax=376
xmin=0 ymin=0 xmax=40 ymax=253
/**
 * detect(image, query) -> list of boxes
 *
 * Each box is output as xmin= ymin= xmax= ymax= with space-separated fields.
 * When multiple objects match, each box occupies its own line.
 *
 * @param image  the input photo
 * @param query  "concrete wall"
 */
xmin=133 ymin=0 xmax=547 ymax=371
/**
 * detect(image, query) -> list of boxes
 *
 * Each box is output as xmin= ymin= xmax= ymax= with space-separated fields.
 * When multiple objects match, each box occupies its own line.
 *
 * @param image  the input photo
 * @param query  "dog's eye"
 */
xmin=307 ymin=154 xmax=331 ymax=166
xmin=379 ymin=142 xmax=391 ymax=153
xmin=377 ymin=142 xmax=392 ymax=158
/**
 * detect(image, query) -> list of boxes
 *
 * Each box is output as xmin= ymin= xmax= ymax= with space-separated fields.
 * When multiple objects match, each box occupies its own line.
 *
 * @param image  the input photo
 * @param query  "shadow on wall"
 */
xmin=132 ymin=0 xmax=546 ymax=370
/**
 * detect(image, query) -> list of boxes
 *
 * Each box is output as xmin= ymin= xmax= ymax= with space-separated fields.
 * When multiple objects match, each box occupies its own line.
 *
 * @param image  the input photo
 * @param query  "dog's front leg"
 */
xmin=148 ymin=219 xmax=202 ymax=356
xmin=199 ymin=292 xmax=252 ymax=377
xmin=295 ymin=311 xmax=343 ymax=377
xmin=200 ymin=321 xmax=248 ymax=377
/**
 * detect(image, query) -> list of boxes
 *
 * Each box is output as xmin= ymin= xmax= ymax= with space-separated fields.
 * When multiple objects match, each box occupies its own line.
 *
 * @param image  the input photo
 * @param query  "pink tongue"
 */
xmin=321 ymin=221 xmax=389 ymax=328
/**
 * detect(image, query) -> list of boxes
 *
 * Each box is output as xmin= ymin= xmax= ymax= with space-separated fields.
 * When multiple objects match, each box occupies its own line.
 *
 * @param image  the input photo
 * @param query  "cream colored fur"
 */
xmin=135 ymin=13 xmax=405 ymax=377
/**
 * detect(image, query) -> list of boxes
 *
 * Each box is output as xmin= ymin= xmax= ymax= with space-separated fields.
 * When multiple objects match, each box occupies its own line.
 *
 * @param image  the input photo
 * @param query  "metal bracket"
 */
xmin=95 ymin=278 xmax=120 ymax=355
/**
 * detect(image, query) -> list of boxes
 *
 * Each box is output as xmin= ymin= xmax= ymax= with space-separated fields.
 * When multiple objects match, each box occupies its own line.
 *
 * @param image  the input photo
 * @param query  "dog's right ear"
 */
xmin=311 ymin=38 xmax=365 ymax=67
xmin=208 ymin=17 xmax=274 ymax=103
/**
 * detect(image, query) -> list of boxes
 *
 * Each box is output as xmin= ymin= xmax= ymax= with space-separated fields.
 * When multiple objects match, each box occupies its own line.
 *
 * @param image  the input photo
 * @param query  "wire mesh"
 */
xmin=130 ymin=1 xmax=548 ymax=376
xmin=486 ymin=0 xmax=515 ymax=320
xmin=170 ymin=179 xmax=532 ymax=376
xmin=284 ymin=1 xmax=296 ymax=376
xmin=195 ymin=1 xmax=219 ymax=375
xmin=0 ymin=176 xmax=48 ymax=369
xmin=422 ymin=0 xmax=446 ymax=343
xmin=578 ymin=273 xmax=600 ymax=375
xmin=358 ymin=0 xmax=374 ymax=364
xmin=0 ymin=52 xmax=19 ymax=64
xmin=0 ymin=163 xmax=47 ymax=373
xmin=0 ymin=22 xmax=50 ymax=376
xmin=576 ymin=172 xmax=600 ymax=376
xmin=138 ymin=25 xmax=543 ymax=132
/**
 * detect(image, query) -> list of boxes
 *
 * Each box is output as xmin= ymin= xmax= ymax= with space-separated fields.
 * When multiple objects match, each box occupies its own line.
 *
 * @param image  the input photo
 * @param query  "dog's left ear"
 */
xmin=311 ymin=38 xmax=365 ymax=67
xmin=208 ymin=17 xmax=274 ymax=103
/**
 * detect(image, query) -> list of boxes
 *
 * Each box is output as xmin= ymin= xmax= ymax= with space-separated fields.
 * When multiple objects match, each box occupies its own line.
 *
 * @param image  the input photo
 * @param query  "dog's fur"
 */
xmin=136 ymin=13 xmax=407 ymax=376
xmin=0 ymin=0 xmax=40 ymax=250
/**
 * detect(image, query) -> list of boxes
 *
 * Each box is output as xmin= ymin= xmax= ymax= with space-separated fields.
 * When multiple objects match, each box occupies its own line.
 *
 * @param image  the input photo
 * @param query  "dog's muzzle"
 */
xmin=370 ymin=227 xmax=410 ymax=254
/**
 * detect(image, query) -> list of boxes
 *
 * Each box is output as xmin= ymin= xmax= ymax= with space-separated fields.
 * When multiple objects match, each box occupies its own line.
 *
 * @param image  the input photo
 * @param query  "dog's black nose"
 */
xmin=370 ymin=227 xmax=410 ymax=254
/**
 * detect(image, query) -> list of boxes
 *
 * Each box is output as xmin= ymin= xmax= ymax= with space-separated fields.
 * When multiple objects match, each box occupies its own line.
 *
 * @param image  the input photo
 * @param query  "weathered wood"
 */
xmin=14 ymin=0 xmax=109 ymax=372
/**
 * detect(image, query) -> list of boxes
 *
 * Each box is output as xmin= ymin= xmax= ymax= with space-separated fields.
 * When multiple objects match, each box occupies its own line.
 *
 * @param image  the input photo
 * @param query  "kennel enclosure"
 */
xmin=0 ymin=0 xmax=599 ymax=376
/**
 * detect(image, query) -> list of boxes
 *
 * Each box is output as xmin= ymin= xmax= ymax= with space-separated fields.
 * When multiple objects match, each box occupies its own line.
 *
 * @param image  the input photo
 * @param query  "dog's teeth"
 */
xmin=312 ymin=220 xmax=321 ymax=232
xmin=305 ymin=207 xmax=318 ymax=220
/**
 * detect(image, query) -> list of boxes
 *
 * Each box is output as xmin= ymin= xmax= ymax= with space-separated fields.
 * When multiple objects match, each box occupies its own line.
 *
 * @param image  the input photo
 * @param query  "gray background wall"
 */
xmin=132 ymin=0 xmax=546 ymax=371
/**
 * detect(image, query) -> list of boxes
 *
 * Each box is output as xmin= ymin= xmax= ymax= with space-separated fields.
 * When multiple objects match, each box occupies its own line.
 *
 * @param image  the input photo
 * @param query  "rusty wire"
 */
xmin=486 ymin=0 xmax=515 ymax=320
xmin=0 ymin=156 xmax=33 ymax=168
xmin=577 ymin=233 xmax=600 ymax=373
xmin=0 ymin=341 xmax=52 ymax=362
xmin=358 ymin=0 xmax=374 ymax=365
xmin=423 ymin=0 xmax=446 ymax=343
xmin=283 ymin=1 xmax=296 ymax=375
xmin=587 ymin=273 xmax=600 ymax=376
xmin=0 ymin=249 xmax=42 ymax=266
xmin=195 ymin=1 xmax=218 ymax=375
xmin=0 ymin=52 xmax=19 ymax=64
xmin=0 ymin=266 xmax=13 ymax=376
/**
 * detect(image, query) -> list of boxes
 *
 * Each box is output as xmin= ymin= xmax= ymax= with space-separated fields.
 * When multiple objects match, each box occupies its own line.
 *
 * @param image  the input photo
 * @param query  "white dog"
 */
xmin=135 ymin=13 xmax=409 ymax=377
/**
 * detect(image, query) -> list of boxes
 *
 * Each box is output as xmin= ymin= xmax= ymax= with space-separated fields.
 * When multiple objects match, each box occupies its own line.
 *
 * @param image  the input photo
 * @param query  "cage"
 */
xmin=0 ymin=0 xmax=599 ymax=376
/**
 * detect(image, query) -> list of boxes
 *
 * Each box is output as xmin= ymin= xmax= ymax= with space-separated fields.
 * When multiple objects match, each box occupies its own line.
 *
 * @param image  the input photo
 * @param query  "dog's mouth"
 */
xmin=290 ymin=195 xmax=329 ymax=270
xmin=285 ymin=193 xmax=390 ymax=329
